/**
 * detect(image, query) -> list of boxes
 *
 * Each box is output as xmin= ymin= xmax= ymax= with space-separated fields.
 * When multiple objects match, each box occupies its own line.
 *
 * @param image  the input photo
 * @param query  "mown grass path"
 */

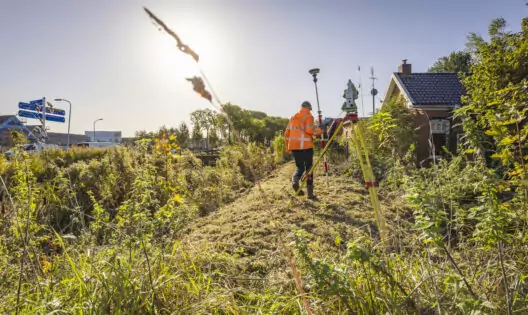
xmin=180 ymin=162 xmax=381 ymax=278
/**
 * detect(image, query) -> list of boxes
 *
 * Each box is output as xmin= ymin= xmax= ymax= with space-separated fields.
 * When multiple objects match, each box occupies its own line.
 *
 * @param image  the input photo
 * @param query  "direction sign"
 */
xmin=18 ymin=102 xmax=66 ymax=116
xmin=29 ymin=99 xmax=44 ymax=106
xmin=18 ymin=110 xmax=66 ymax=123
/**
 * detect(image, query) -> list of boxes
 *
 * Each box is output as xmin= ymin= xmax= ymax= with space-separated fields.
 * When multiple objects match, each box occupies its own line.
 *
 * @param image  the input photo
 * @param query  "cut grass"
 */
xmin=180 ymin=162 xmax=380 ymax=283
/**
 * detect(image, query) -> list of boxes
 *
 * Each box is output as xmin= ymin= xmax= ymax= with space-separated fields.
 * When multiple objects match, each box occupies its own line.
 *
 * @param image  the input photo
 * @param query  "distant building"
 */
xmin=26 ymin=125 xmax=90 ymax=146
xmin=47 ymin=133 xmax=90 ymax=146
xmin=0 ymin=115 xmax=90 ymax=148
xmin=85 ymin=131 xmax=122 ymax=143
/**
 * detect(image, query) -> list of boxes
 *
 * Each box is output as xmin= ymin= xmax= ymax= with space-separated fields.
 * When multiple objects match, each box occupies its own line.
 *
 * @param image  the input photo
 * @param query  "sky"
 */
xmin=1 ymin=1 xmax=527 ymax=137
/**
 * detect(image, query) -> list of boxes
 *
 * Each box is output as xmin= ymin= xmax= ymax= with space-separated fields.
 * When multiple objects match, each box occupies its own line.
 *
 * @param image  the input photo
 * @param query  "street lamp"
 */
xmin=93 ymin=118 xmax=103 ymax=141
xmin=54 ymin=98 xmax=72 ymax=146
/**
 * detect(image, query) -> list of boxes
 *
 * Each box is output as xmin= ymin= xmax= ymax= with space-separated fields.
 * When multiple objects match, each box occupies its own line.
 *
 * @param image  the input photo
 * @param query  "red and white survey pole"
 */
xmin=309 ymin=68 xmax=329 ymax=184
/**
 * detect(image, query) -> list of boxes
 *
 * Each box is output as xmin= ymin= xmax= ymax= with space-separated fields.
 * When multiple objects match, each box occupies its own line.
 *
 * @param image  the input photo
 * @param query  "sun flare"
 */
xmin=151 ymin=18 xmax=219 ymax=80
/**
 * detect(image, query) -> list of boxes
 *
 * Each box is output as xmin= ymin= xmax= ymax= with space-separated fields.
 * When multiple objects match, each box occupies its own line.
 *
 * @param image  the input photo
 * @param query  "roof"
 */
xmin=393 ymin=72 xmax=465 ymax=106
xmin=0 ymin=115 xmax=15 ymax=125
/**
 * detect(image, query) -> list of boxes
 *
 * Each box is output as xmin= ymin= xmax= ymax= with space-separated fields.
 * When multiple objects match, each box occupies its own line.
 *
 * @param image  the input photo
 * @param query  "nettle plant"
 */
xmin=457 ymin=18 xmax=528 ymax=180
xmin=455 ymin=17 xmax=528 ymax=243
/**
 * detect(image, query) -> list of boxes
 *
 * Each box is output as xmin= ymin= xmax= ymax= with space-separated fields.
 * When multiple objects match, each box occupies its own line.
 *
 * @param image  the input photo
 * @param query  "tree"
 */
xmin=190 ymin=109 xmax=217 ymax=149
xmin=215 ymin=113 xmax=231 ymax=144
xmin=369 ymin=97 xmax=415 ymax=162
xmin=187 ymin=103 xmax=289 ymax=146
xmin=203 ymin=109 xmax=217 ymax=148
xmin=191 ymin=121 xmax=203 ymax=148
xmin=428 ymin=50 xmax=472 ymax=73
xmin=176 ymin=122 xmax=190 ymax=147
xmin=456 ymin=17 xmax=528 ymax=175
xmin=135 ymin=130 xmax=150 ymax=139
xmin=248 ymin=118 xmax=266 ymax=142
xmin=208 ymin=127 xmax=220 ymax=147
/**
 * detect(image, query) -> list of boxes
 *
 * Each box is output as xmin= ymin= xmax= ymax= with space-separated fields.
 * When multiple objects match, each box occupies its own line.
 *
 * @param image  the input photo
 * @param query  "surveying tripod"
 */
xmin=295 ymin=103 xmax=388 ymax=244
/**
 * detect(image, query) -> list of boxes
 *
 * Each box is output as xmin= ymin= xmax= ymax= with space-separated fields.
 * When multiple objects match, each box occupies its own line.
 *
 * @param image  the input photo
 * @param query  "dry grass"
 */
xmin=179 ymin=162 xmax=380 ymax=283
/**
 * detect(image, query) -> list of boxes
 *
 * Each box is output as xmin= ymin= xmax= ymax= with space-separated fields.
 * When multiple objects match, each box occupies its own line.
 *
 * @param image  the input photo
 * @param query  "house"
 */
xmin=381 ymin=60 xmax=465 ymax=165
xmin=0 ymin=115 xmax=90 ymax=148
xmin=0 ymin=115 xmax=37 ymax=148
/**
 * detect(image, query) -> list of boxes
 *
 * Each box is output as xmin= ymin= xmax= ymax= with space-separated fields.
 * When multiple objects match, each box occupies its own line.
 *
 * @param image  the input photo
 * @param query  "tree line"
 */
xmin=135 ymin=103 xmax=289 ymax=149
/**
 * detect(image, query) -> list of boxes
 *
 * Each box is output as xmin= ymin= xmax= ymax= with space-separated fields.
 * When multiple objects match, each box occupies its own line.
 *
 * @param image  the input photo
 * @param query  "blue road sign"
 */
xmin=45 ymin=115 xmax=65 ymax=123
xmin=18 ymin=110 xmax=66 ymax=123
xmin=29 ymin=99 xmax=44 ymax=106
xmin=18 ymin=102 xmax=66 ymax=116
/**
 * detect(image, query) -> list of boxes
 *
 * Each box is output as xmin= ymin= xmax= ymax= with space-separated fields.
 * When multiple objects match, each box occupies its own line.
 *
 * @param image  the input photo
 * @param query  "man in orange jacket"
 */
xmin=284 ymin=101 xmax=323 ymax=199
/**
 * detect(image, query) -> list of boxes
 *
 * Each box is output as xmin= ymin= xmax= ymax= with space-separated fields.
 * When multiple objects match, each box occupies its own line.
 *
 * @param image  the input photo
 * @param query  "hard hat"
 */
xmin=301 ymin=101 xmax=312 ymax=110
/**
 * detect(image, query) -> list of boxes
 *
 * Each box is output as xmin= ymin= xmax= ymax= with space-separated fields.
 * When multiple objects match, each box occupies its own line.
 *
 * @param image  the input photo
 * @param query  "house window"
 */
xmin=430 ymin=119 xmax=450 ymax=134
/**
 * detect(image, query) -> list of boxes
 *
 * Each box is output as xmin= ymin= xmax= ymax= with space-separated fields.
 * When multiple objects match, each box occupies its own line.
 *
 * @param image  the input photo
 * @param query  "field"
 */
xmin=1 ymin=137 xmax=527 ymax=314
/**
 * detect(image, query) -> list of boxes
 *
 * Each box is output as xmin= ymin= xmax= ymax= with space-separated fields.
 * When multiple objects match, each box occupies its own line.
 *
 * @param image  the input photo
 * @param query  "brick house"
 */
xmin=381 ymin=60 xmax=465 ymax=165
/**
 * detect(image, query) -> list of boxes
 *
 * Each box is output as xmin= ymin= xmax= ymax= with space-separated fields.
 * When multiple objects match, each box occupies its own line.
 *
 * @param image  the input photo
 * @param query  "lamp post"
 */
xmin=54 ymin=98 xmax=72 ymax=146
xmin=93 ymin=118 xmax=103 ymax=141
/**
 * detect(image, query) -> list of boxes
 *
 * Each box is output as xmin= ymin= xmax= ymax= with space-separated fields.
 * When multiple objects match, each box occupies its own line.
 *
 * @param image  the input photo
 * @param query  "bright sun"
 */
xmin=151 ymin=18 xmax=219 ymax=80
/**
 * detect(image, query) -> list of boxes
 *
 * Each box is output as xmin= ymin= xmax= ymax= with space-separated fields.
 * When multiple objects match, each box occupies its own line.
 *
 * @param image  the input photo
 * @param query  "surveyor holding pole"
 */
xmin=284 ymin=101 xmax=323 ymax=199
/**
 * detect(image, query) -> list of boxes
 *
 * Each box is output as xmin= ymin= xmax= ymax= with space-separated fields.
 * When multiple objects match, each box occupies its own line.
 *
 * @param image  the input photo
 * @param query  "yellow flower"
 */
xmin=173 ymin=194 xmax=184 ymax=203
xmin=40 ymin=255 xmax=52 ymax=275
xmin=169 ymin=134 xmax=176 ymax=141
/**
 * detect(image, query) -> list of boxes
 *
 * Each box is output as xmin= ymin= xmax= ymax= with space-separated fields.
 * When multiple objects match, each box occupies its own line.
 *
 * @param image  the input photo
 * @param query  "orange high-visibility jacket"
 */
xmin=284 ymin=107 xmax=323 ymax=151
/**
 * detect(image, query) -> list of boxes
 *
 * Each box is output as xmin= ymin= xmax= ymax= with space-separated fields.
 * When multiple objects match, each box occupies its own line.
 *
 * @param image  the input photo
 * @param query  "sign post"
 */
xmin=42 ymin=97 xmax=46 ymax=140
xmin=18 ymin=98 xmax=66 ymax=143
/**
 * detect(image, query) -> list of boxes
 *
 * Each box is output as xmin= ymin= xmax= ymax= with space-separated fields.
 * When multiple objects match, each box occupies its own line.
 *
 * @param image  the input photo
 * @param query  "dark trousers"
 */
xmin=292 ymin=148 xmax=314 ymax=185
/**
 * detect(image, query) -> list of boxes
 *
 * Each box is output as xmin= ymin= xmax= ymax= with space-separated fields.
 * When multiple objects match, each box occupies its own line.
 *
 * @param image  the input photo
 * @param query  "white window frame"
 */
xmin=430 ymin=119 xmax=450 ymax=134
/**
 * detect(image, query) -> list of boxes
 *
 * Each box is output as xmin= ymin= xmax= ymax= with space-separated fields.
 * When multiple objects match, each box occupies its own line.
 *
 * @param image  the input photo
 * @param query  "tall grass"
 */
xmin=0 ymin=143 xmax=289 ymax=313
xmin=2 ymin=128 xmax=528 ymax=313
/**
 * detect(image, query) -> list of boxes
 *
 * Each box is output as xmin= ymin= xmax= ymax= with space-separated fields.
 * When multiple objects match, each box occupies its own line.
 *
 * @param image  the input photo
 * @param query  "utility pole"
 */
xmin=42 ymin=97 xmax=47 ymax=143
xmin=358 ymin=66 xmax=365 ymax=117
xmin=370 ymin=67 xmax=378 ymax=116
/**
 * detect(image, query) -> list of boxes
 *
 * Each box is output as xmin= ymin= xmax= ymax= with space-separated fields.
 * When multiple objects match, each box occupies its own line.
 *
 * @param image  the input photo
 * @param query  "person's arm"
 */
xmin=304 ymin=115 xmax=315 ymax=136
xmin=305 ymin=115 xmax=323 ymax=137
xmin=284 ymin=118 xmax=292 ymax=152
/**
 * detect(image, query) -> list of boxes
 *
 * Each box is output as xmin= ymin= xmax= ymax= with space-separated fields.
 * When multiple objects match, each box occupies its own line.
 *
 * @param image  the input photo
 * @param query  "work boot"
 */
xmin=307 ymin=185 xmax=317 ymax=200
xmin=292 ymin=183 xmax=305 ymax=196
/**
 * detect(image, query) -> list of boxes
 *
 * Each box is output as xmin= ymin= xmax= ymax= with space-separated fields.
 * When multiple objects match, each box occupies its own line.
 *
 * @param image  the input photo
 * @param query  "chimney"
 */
xmin=398 ymin=59 xmax=412 ymax=75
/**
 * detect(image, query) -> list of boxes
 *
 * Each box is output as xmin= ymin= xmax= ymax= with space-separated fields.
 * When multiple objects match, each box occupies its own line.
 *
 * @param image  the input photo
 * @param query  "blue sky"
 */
xmin=1 ymin=1 xmax=526 ymax=136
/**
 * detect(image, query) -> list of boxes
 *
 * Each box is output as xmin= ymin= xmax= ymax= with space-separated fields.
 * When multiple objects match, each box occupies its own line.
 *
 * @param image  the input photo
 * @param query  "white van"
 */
xmin=4 ymin=142 xmax=59 ymax=158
